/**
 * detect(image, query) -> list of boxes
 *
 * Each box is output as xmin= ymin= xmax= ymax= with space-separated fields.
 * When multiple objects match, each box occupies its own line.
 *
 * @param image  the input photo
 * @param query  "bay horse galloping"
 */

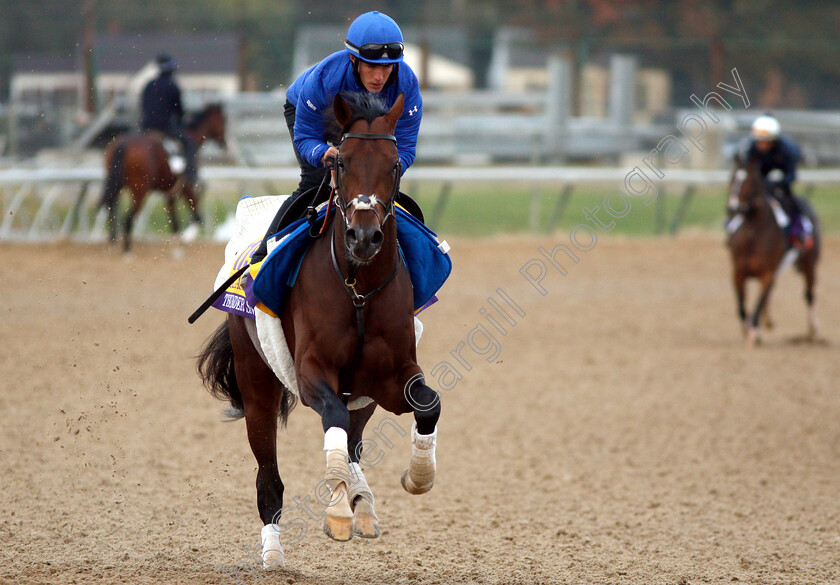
xmin=726 ymin=157 xmax=820 ymax=346
xmin=197 ymin=93 xmax=440 ymax=568
xmin=99 ymin=103 xmax=226 ymax=252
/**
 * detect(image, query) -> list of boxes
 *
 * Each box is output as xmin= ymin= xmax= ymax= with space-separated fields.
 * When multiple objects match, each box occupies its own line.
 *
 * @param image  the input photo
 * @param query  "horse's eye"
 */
xmin=336 ymin=158 xmax=345 ymax=170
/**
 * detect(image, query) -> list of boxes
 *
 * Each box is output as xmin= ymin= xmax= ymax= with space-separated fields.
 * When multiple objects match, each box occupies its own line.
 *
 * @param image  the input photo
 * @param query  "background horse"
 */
xmin=98 ymin=103 xmax=227 ymax=252
xmin=726 ymin=157 xmax=820 ymax=346
xmin=196 ymin=92 xmax=440 ymax=569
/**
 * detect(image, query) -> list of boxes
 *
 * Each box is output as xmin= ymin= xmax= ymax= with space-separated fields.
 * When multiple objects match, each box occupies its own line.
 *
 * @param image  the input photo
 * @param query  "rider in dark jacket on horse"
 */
xmin=140 ymin=54 xmax=198 ymax=190
xmin=251 ymin=11 xmax=422 ymax=263
xmin=741 ymin=114 xmax=813 ymax=249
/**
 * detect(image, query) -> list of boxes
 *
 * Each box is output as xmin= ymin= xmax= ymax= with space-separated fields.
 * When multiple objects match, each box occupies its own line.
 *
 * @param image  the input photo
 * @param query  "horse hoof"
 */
xmin=323 ymin=482 xmax=354 ymax=542
xmin=352 ymin=498 xmax=380 ymax=539
xmin=262 ymin=547 xmax=284 ymax=570
xmin=323 ymin=515 xmax=354 ymax=542
xmin=401 ymin=469 xmax=433 ymax=495
xmin=745 ymin=328 xmax=760 ymax=348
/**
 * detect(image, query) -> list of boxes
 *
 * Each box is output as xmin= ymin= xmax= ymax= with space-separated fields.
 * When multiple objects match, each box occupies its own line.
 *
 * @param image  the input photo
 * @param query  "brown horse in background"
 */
xmin=196 ymin=92 xmax=441 ymax=569
xmin=726 ymin=157 xmax=820 ymax=346
xmin=99 ymin=103 xmax=226 ymax=252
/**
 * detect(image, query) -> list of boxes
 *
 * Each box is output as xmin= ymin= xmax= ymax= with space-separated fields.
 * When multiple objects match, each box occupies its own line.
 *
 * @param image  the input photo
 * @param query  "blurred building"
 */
xmin=11 ymin=32 xmax=241 ymax=111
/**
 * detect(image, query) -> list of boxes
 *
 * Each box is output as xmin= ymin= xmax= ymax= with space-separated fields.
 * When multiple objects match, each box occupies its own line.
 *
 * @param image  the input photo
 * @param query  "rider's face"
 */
xmin=755 ymin=140 xmax=774 ymax=153
xmin=353 ymin=58 xmax=394 ymax=93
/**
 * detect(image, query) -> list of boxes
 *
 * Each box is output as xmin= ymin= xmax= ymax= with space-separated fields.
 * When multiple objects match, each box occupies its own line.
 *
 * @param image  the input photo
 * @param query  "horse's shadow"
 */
xmin=785 ymin=335 xmax=830 ymax=347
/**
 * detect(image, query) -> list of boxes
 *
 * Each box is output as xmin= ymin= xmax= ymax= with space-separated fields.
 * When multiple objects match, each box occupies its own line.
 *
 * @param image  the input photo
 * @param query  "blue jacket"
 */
xmin=286 ymin=50 xmax=422 ymax=173
xmin=743 ymin=133 xmax=801 ymax=188
xmin=140 ymin=72 xmax=184 ymax=133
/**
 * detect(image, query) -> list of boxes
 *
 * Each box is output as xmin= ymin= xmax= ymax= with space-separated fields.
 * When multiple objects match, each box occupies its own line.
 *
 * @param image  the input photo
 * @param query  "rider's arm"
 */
xmin=171 ymin=80 xmax=184 ymax=125
xmin=292 ymin=71 xmax=333 ymax=168
xmin=780 ymin=136 xmax=801 ymax=186
xmin=394 ymin=69 xmax=422 ymax=174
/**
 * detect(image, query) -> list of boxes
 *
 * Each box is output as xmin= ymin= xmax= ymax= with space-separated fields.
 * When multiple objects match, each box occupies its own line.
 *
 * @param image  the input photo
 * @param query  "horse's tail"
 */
xmin=99 ymin=141 xmax=127 ymax=209
xmin=197 ymin=320 xmax=245 ymax=420
xmin=196 ymin=320 xmax=296 ymax=425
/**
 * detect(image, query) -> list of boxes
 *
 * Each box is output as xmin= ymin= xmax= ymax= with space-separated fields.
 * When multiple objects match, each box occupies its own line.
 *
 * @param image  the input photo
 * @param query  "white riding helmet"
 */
xmin=751 ymin=115 xmax=780 ymax=141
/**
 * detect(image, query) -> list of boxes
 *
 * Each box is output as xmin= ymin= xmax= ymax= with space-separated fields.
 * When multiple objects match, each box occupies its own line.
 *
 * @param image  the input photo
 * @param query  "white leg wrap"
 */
xmin=347 ymin=462 xmax=374 ymax=507
xmin=401 ymin=423 xmax=437 ymax=495
xmin=323 ymin=427 xmax=352 ymax=504
xmin=323 ymin=427 xmax=348 ymax=452
xmin=260 ymin=524 xmax=284 ymax=570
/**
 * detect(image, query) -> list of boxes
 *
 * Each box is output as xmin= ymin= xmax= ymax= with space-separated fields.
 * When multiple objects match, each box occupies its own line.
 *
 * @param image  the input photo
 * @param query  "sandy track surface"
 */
xmin=1 ymin=234 xmax=838 ymax=585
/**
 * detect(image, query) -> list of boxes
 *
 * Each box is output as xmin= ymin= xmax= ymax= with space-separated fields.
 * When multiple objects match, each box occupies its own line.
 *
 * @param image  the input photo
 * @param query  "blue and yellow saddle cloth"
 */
xmin=213 ymin=206 xmax=452 ymax=320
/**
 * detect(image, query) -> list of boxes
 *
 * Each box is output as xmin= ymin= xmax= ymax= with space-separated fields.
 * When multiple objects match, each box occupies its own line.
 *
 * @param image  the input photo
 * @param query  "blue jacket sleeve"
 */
xmin=395 ymin=78 xmax=422 ymax=174
xmin=292 ymin=72 xmax=333 ymax=168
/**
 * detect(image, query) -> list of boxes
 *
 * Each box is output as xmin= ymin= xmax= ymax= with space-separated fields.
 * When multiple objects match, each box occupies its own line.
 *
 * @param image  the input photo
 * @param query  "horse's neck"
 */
xmin=333 ymin=219 xmax=399 ymax=292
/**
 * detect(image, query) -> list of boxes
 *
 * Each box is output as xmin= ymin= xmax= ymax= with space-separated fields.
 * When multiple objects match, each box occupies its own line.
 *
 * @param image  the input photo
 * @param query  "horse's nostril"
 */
xmin=346 ymin=228 xmax=357 ymax=244
xmin=371 ymin=230 xmax=383 ymax=246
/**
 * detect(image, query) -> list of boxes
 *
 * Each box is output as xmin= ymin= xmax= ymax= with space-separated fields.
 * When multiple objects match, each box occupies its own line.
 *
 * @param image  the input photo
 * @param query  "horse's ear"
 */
xmin=384 ymin=93 xmax=405 ymax=131
xmin=334 ymin=94 xmax=353 ymax=129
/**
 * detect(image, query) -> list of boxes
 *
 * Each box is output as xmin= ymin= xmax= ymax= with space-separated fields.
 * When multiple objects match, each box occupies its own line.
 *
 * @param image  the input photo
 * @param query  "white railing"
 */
xmin=2 ymin=165 xmax=840 ymax=241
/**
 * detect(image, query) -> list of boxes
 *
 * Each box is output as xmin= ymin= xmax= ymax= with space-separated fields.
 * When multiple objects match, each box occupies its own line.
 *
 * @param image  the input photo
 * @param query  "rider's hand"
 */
xmin=322 ymin=146 xmax=339 ymax=168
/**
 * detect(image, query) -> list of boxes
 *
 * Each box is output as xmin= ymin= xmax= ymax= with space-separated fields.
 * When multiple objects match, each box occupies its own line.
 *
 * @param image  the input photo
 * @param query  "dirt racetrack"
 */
xmin=2 ymin=233 xmax=839 ymax=585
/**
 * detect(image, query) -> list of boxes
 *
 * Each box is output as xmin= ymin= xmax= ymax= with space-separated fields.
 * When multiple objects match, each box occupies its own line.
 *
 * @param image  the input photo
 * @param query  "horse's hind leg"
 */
xmin=347 ymin=402 xmax=380 ymax=538
xmin=401 ymin=379 xmax=441 ymax=495
xmin=803 ymin=260 xmax=818 ymax=340
xmin=106 ymin=202 xmax=119 ymax=244
xmin=165 ymin=193 xmax=180 ymax=235
xmin=230 ymin=317 xmax=286 ymax=568
xmin=123 ymin=189 xmax=146 ymax=253
xmin=733 ymin=269 xmax=748 ymax=336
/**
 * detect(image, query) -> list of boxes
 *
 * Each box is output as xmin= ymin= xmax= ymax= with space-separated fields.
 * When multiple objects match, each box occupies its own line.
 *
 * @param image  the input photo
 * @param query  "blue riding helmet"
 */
xmin=344 ymin=11 xmax=404 ymax=64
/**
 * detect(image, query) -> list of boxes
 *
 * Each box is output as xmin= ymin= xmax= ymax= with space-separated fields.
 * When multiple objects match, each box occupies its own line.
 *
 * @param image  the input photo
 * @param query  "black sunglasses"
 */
xmin=345 ymin=40 xmax=404 ymax=61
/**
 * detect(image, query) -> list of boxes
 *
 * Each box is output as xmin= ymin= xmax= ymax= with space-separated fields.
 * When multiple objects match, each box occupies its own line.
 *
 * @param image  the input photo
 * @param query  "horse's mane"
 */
xmin=187 ymin=103 xmax=223 ymax=130
xmin=323 ymin=92 xmax=389 ymax=145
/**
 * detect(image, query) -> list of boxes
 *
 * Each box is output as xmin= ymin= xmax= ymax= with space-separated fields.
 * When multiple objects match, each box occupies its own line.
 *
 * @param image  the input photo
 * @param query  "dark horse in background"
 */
xmin=726 ymin=156 xmax=820 ymax=346
xmin=98 ymin=103 xmax=227 ymax=252
xmin=196 ymin=93 xmax=441 ymax=569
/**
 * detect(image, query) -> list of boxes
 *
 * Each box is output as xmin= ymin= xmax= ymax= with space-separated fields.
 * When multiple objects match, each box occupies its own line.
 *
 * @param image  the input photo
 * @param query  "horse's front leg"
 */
xmin=347 ymin=402 xmax=380 ymax=538
xmin=401 ymin=377 xmax=441 ymax=495
xmin=747 ymin=273 xmax=776 ymax=347
xmin=179 ymin=184 xmax=202 ymax=244
xmin=301 ymin=373 xmax=354 ymax=541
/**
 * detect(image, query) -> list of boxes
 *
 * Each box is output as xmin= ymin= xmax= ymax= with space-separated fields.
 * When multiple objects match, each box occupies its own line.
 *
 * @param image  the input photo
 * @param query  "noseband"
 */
xmin=333 ymin=132 xmax=401 ymax=228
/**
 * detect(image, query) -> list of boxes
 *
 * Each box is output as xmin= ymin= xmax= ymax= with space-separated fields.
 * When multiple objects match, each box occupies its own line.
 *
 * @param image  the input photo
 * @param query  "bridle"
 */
xmin=332 ymin=132 xmax=401 ymax=229
xmin=328 ymin=129 xmax=405 ymax=391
